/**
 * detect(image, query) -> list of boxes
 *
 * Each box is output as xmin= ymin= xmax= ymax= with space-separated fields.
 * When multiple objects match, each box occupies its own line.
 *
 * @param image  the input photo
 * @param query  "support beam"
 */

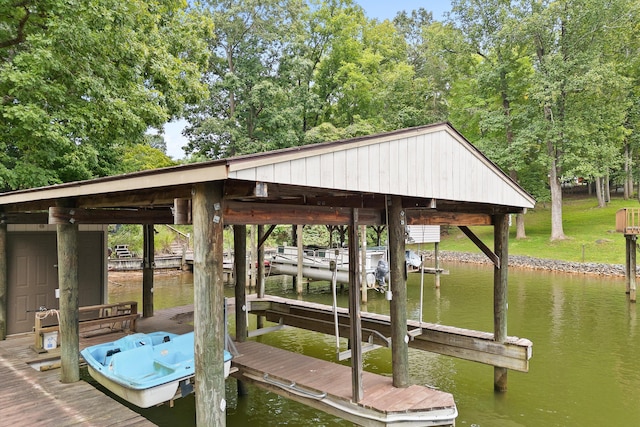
xmin=257 ymin=225 xmax=266 ymax=330
xmin=174 ymin=198 xmax=191 ymax=224
xmin=234 ymin=225 xmax=248 ymax=341
xmin=258 ymin=224 xmax=277 ymax=249
xmin=627 ymin=235 xmax=637 ymax=302
xmin=193 ymin=182 xmax=226 ymax=427
xmin=360 ymin=225 xmax=368 ymax=304
xmin=57 ymin=199 xmax=80 ymax=383
xmin=459 ymin=226 xmax=500 ymax=268
xmin=388 ymin=196 xmax=409 ymax=388
xmin=0 ymin=223 xmax=6 ymax=340
xmin=493 ymin=214 xmax=509 ymax=392
xmin=223 ymin=201 xmax=382 ymax=226
xmin=250 ymin=225 xmax=257 ymax=289
xmin=296 ymin=224 xmax=304 ymax=295
xmin=434 ymin=242 xmax=441 ymax=289
xmin=49 ymin=206 xmax=173 ymax=224
xmin=348 ymin=209 xmax=364 ymax=402
xmin=406 ymin=210 xmax=493 ymax=226
xmin=142 ymin=224 xmax=154 ymax=318
xmin=234 ymin=225 xmax=249 ymax=397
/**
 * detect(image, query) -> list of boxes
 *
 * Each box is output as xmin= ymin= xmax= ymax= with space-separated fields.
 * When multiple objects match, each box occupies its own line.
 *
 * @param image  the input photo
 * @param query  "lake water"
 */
xmin=106 ymin=263 xmax=640 ymax=426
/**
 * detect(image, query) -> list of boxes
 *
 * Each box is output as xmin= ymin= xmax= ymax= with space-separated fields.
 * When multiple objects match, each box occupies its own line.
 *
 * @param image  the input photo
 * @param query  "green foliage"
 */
xmin=120 ymin=144 xmax=177 ymax=173
xmin=109 ymin=224 xmax=143 ymax=257
xmin=0 ymin=0 xmax=212 ymax=189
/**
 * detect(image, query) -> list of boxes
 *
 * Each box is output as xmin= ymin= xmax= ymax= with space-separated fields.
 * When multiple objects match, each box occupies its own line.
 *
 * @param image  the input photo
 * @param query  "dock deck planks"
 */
xmin=232 ymin=340 xmax=456 ymax=422
xmin=0 ymin=335 xmax=154 ymax=427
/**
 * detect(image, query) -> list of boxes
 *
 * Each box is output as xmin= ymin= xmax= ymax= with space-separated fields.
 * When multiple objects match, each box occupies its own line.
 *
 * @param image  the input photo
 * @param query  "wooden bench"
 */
xmin=33 ymin=301 xmax=139 ymax=352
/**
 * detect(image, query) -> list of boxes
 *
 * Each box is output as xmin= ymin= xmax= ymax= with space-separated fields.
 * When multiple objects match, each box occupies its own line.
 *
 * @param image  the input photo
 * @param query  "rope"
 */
xmin=35 ymin=308 xmax=60 ymax=324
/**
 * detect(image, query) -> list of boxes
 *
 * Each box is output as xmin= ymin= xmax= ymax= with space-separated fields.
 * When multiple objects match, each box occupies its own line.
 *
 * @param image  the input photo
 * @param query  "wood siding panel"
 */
xmin=368 ymin=143 xmax=380 ymax=193
xmin=378 ymin=141 xmax=391 ymax=194
xmin=407 ymin=136 xmax=418 ymax=197
xmin=345 ymin=149 xmax=359 ymax=193
xmin=273 ymin=162 xmax=291 ymax=183
xmin=232 ymin=168 xmax=257 ymax=181
xmin=305 ymin=156 xmax=321 ymax=187
xmin=255 ymin=164 xmax=275 ymax=182
xmin=388 ymin=139 xmax=399 ymax=195
xmin=319 ymin=152 xmax=334 ymax=189
xmin=290 ymin=158 xmax=306 ymax=186
xmin=332 ymin=150 xmax=347 ymax=190
xmin=356 ymin=146 xmax=370 ymax=192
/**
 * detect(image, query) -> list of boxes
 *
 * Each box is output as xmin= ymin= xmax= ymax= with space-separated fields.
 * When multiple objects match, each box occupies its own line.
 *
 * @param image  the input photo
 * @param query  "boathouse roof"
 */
xmin=0 ymin=123 xmax=534 ymax=221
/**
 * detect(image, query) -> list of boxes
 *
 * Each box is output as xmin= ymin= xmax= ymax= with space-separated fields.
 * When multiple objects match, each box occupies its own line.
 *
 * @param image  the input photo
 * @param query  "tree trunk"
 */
xmin=595 ymin=176 xmax=605 ymax=208
xmin=515 ymin=213 xmax=526 ymax=239
xmin=604 ymin=171 xmax=610 ymax=203
xmin=624 ymin=143 xmax=631 ymax=200
xmin=549 ymin=156 xmax=566 ymax=241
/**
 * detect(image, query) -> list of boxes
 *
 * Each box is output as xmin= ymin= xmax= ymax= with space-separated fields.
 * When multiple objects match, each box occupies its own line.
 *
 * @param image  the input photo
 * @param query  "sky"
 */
xmin=163 ymin=1 xmax=452 ymax=159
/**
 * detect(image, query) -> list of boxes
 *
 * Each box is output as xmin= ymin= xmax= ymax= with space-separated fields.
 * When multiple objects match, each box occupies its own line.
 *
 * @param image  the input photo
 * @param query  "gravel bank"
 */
xmin=421 ymin=250 xmax=627 ymax=277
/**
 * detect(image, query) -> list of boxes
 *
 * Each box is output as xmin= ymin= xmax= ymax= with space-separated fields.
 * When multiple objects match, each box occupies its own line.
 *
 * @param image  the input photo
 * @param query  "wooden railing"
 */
xmin=616 ymin=208 xmax=640 ymax=234
xmin=33 ymin=301 xmax=139 ymax=352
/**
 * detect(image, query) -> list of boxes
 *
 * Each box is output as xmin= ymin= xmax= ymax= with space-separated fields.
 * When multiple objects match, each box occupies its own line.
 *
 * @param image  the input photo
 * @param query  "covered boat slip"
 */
xmin=0 ymin=123 xmax=536 ymax=426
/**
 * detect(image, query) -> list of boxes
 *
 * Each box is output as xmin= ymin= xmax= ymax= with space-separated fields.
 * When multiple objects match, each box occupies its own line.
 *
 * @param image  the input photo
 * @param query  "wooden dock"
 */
xmin=0 ymin=333 xmax=154 ymax=427
xmin=0 ymin=305 xmax=199 ymax=427
xmin=232 ymin=340 xmax=457 ymax=426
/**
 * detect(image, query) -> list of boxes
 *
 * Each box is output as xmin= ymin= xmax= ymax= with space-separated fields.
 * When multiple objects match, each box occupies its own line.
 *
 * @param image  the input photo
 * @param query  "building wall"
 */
xmin=6 ymin=225 xmax=107 ymax=335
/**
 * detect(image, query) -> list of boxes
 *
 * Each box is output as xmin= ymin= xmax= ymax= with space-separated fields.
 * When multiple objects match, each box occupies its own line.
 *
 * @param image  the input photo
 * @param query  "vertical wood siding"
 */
xmin=228 ymin=128 xmax=533 ymax=208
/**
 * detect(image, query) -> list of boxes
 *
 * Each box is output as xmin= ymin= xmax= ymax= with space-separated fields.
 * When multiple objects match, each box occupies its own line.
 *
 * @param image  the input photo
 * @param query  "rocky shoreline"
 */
xmin=421 ymin=250 xmax=628 ymax=277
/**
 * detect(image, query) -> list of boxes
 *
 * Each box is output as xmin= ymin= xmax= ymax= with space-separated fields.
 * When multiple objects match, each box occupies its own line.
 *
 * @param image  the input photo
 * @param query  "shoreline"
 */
xmin=421 ymin=250 xmax=627 ymax=277
xmin=106 ymin=251 xmax=629 ymax=278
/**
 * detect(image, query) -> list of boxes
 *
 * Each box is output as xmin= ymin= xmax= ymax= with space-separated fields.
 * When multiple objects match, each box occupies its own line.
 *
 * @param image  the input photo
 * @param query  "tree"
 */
xmin=449 ymin=0 xmax=536 ymax=239
xmin=519 ymin=0 xmax=632 ymax=239
xmin=121 ymin=144 xmax=177 ymax=173
xmin=0 ymin=0 xmax=211 ymax=190
xmin=184 ymin=0 xmax=307 ymax=159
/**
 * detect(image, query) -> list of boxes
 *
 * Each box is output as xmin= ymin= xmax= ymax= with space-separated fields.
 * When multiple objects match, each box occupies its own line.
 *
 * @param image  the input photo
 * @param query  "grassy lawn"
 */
xmin=432 ymin=195 xmax=639 ymax=265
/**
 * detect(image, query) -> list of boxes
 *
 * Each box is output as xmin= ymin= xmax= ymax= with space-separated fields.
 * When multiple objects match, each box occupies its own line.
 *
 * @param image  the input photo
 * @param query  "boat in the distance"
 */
xmin=81 ymin=331 xmax=232 ymax=408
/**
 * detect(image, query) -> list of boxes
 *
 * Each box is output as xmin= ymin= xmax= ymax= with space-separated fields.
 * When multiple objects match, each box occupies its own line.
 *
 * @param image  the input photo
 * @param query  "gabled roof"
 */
xmin=227 ymin=122 xmax=535 ymax=209
xmin=0 ymin=123 xmax=534 ymax=214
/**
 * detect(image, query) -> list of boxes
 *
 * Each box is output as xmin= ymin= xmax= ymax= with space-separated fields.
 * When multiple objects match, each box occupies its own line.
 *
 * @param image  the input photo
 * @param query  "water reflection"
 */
xmin=108 ymin=263 xmax=639 ymax=426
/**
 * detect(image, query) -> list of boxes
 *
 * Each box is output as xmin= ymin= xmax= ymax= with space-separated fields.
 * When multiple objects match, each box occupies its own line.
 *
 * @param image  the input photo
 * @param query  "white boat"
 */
xmin=81 ymin=331 xmax=231 ymax=408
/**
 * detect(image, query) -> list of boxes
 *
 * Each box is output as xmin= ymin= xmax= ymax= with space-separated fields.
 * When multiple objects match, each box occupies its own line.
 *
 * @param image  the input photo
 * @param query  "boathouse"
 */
xmin=0 ymin=122 xmax=535 ymax=426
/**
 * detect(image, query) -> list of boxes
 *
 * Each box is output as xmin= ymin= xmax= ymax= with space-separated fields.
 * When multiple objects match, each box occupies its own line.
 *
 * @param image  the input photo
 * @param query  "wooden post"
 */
xmin=626 ymin=235 xmax=631 ymax=294
xmin=494 ymin=214 xmax=509 ymax=392
xmin=296 ymin=224 xmax=304 ymax=295
xmin=233 ymin=225 xmax=248 ymax=397
xmin=174 ymin=198 xmax=191 ymax=224
xmin=389 ymin=196 xmax=409 ymax=388
xmin=0 ymin=222 xmax=6 ymax=340
xmin=234 ymin=225 xmax=248 ymax=341
xmin=360 ymin=225 xmax=368 ymax=304
xmin=256 ymin=225 xmax=265 ymax=329
xmin=250 ymin=225 xmax=257 ymax=289
xmin=630 ymin=235 xmax=637 ymax=303
xmin=57 ymin=200 xmax=80 ymax=383
xmin=192 ymin=182 xmax=226 ymax=427
xmin=142 ymin=224 xmax=154 ymax=318
xmin=434 ymin=241 xmax=441 ymax=289
xmin=349 ymin=210 xmax=364 ymax=401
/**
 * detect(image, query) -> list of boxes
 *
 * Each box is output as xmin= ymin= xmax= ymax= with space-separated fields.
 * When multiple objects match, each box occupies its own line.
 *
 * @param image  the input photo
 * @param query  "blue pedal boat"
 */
xmin=81 ymin=331 xmax=232 ymax=408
